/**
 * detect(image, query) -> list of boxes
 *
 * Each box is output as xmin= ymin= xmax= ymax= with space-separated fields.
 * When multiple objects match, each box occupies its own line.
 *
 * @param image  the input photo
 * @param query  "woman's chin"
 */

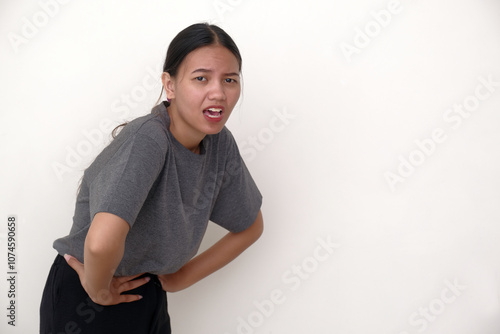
xmin=201 ymin=123 xmax=227 ymax=135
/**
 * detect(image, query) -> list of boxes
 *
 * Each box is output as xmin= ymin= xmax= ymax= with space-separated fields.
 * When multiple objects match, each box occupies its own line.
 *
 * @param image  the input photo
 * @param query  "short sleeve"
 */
xmin=88 ymin=133 xmax=166 ymax=227
xmin=210 ymin=135 xmax=262 ymax=232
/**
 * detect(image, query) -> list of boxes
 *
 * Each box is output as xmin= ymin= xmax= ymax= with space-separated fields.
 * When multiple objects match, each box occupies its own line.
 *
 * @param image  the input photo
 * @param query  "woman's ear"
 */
xmin=161 ymin=72 xmax=176 ymax=100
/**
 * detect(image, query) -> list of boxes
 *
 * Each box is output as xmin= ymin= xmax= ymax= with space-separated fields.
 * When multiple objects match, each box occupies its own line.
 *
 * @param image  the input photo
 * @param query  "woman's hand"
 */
xmin=64 ymin=254 xmax=150 ymax=305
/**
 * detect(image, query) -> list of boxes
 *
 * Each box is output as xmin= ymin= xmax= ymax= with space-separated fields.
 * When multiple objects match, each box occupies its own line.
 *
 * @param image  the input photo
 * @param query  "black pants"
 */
xmin=40 ymin=255 xmax=171 ymax=334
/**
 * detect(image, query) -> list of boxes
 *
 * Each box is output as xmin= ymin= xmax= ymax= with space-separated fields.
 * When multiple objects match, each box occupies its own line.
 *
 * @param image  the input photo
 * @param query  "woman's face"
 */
xmin=163 ymin=44 xmax=241 ymax=142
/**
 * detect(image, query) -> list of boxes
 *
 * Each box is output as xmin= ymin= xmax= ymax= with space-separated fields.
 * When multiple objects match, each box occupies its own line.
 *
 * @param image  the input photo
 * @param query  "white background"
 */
xmin=1 ymin=0 xmax=500 ymax=333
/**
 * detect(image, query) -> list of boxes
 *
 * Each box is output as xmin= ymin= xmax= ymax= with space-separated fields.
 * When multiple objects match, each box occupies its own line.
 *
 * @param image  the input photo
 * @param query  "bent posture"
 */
xmin=40 ymin=23 xmax=263 ymax=334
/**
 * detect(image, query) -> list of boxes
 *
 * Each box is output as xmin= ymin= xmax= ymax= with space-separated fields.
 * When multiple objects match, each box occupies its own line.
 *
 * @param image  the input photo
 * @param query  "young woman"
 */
xmin=40 ymin=23 xmax=263 ymax=334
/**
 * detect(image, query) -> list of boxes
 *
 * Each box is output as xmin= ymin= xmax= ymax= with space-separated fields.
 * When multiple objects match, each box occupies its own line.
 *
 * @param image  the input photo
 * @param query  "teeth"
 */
xmin=204 ymin=107 xmax=223 ymax=119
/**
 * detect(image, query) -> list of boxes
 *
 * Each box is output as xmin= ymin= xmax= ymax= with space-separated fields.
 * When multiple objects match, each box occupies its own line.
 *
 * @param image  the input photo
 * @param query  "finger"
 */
xmin=118 ymin=294 xmax=143 ymax=304
xmin=118 ymin=276 xmax=151 ymax=293
xmin=64 ymin=254 xmax=83 ymax=276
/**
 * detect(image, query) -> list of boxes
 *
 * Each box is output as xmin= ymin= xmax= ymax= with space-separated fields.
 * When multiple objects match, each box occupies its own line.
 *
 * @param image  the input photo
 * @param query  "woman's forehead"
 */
xmin=180 ymin=45 xmax=240 ymax=74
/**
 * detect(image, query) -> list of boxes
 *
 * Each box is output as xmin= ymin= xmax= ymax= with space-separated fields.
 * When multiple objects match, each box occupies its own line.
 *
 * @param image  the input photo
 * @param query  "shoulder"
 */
xmin=204 ymin=126 xmax=240 ymax=160
xmin=215 ymin=126 xmax=237 ymax=149
xmin=218 ymin=126 xmax=233 ymax=139
xmin=117 ymin=112 xmax=170 ymax=154
xmin=208 ymin=126 xmax=244 ymax=165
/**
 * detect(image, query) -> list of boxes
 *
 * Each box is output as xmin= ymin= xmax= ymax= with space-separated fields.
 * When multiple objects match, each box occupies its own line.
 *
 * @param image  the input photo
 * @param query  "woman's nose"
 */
xmin=208 ymin=81 xmax=226 ymax=101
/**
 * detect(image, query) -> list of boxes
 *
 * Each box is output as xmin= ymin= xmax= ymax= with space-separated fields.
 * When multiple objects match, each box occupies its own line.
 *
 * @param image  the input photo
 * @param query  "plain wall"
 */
xmin=1 ymin=0 xmax=500 ymax=333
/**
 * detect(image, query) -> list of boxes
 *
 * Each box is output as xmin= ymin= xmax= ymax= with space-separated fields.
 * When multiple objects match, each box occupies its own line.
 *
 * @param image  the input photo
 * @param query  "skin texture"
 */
xmin=65 ymin=212 xmax=147 ymax=305
xmin=65 ymin=44 xmax=263 ymax=306
xmin=161 ymin=44 xmax=241 ymax=153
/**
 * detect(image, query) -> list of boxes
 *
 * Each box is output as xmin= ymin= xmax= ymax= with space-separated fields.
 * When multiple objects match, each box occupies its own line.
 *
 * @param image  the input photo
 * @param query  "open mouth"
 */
xmin=203 ymin=107 xmax=223 ymax=119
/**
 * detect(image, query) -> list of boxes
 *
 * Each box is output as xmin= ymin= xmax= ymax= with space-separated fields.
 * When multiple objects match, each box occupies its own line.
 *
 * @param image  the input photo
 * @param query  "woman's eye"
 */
xmin=225 ymin=78 xmax=237 ymax=83
xmin=195 ymin=76 xmax=206 ymax=81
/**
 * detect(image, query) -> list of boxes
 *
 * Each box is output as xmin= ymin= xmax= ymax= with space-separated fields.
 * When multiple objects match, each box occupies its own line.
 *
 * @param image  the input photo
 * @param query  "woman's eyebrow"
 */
xmin=191 ymin=68 xmax=239 ymax=76
xmin=191 ymin=68 xmax=211 ymax=74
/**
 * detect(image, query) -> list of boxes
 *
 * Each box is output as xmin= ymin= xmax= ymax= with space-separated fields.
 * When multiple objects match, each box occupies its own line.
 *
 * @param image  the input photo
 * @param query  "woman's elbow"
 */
xmin=251 ymin=210 xmax=264 ymax=240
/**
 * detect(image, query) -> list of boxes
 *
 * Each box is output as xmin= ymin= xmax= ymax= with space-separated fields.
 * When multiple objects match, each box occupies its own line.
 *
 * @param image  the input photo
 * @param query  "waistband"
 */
xmin=53 ymin=254 xmax=162 ymax=287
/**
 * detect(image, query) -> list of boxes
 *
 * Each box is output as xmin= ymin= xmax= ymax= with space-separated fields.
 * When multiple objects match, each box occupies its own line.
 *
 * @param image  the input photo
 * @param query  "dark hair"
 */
xmin=164 ymin=23 xmax=242 ymax=78
xmin=112 ymin=22 xmax=242 ymax=138
xmin=82 ymin=23 xmax=242 ymax=195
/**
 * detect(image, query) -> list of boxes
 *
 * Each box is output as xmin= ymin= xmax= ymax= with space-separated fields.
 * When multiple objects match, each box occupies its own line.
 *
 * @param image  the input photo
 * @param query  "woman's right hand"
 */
xmin=65 ymin=254 xmax=150 ymax=306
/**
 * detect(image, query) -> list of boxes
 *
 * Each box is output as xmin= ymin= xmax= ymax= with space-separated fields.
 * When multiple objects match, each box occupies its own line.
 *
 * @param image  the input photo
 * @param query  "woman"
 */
xmin=40 ymin=23 xmax=263 ymax=334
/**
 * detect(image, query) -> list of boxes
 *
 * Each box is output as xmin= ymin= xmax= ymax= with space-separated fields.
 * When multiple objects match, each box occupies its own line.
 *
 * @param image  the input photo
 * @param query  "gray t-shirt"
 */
xmin=53 ymin=102 xmax=262 ymax=276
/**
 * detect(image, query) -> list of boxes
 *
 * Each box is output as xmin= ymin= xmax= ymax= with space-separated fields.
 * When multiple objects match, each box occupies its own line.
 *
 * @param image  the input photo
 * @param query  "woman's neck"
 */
xmin=167 ymin=106 xmax=205 ymax=154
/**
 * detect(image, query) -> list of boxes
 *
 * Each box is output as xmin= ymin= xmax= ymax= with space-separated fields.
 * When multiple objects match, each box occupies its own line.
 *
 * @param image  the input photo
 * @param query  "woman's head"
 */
xmin=159 ymin=23 xmax=243 ymax=152
xmin=162 ymin=23 xmax=242 ymax=79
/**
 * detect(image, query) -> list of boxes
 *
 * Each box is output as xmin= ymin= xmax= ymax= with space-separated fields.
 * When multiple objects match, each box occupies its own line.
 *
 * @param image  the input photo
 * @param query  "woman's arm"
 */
xmin=84 ymin=212 xmax=130 ymax=299
xmin=65 ymin=212 xmax=149 ymax=305
xmin=159 ymin=210 xmax=264 ymax=292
